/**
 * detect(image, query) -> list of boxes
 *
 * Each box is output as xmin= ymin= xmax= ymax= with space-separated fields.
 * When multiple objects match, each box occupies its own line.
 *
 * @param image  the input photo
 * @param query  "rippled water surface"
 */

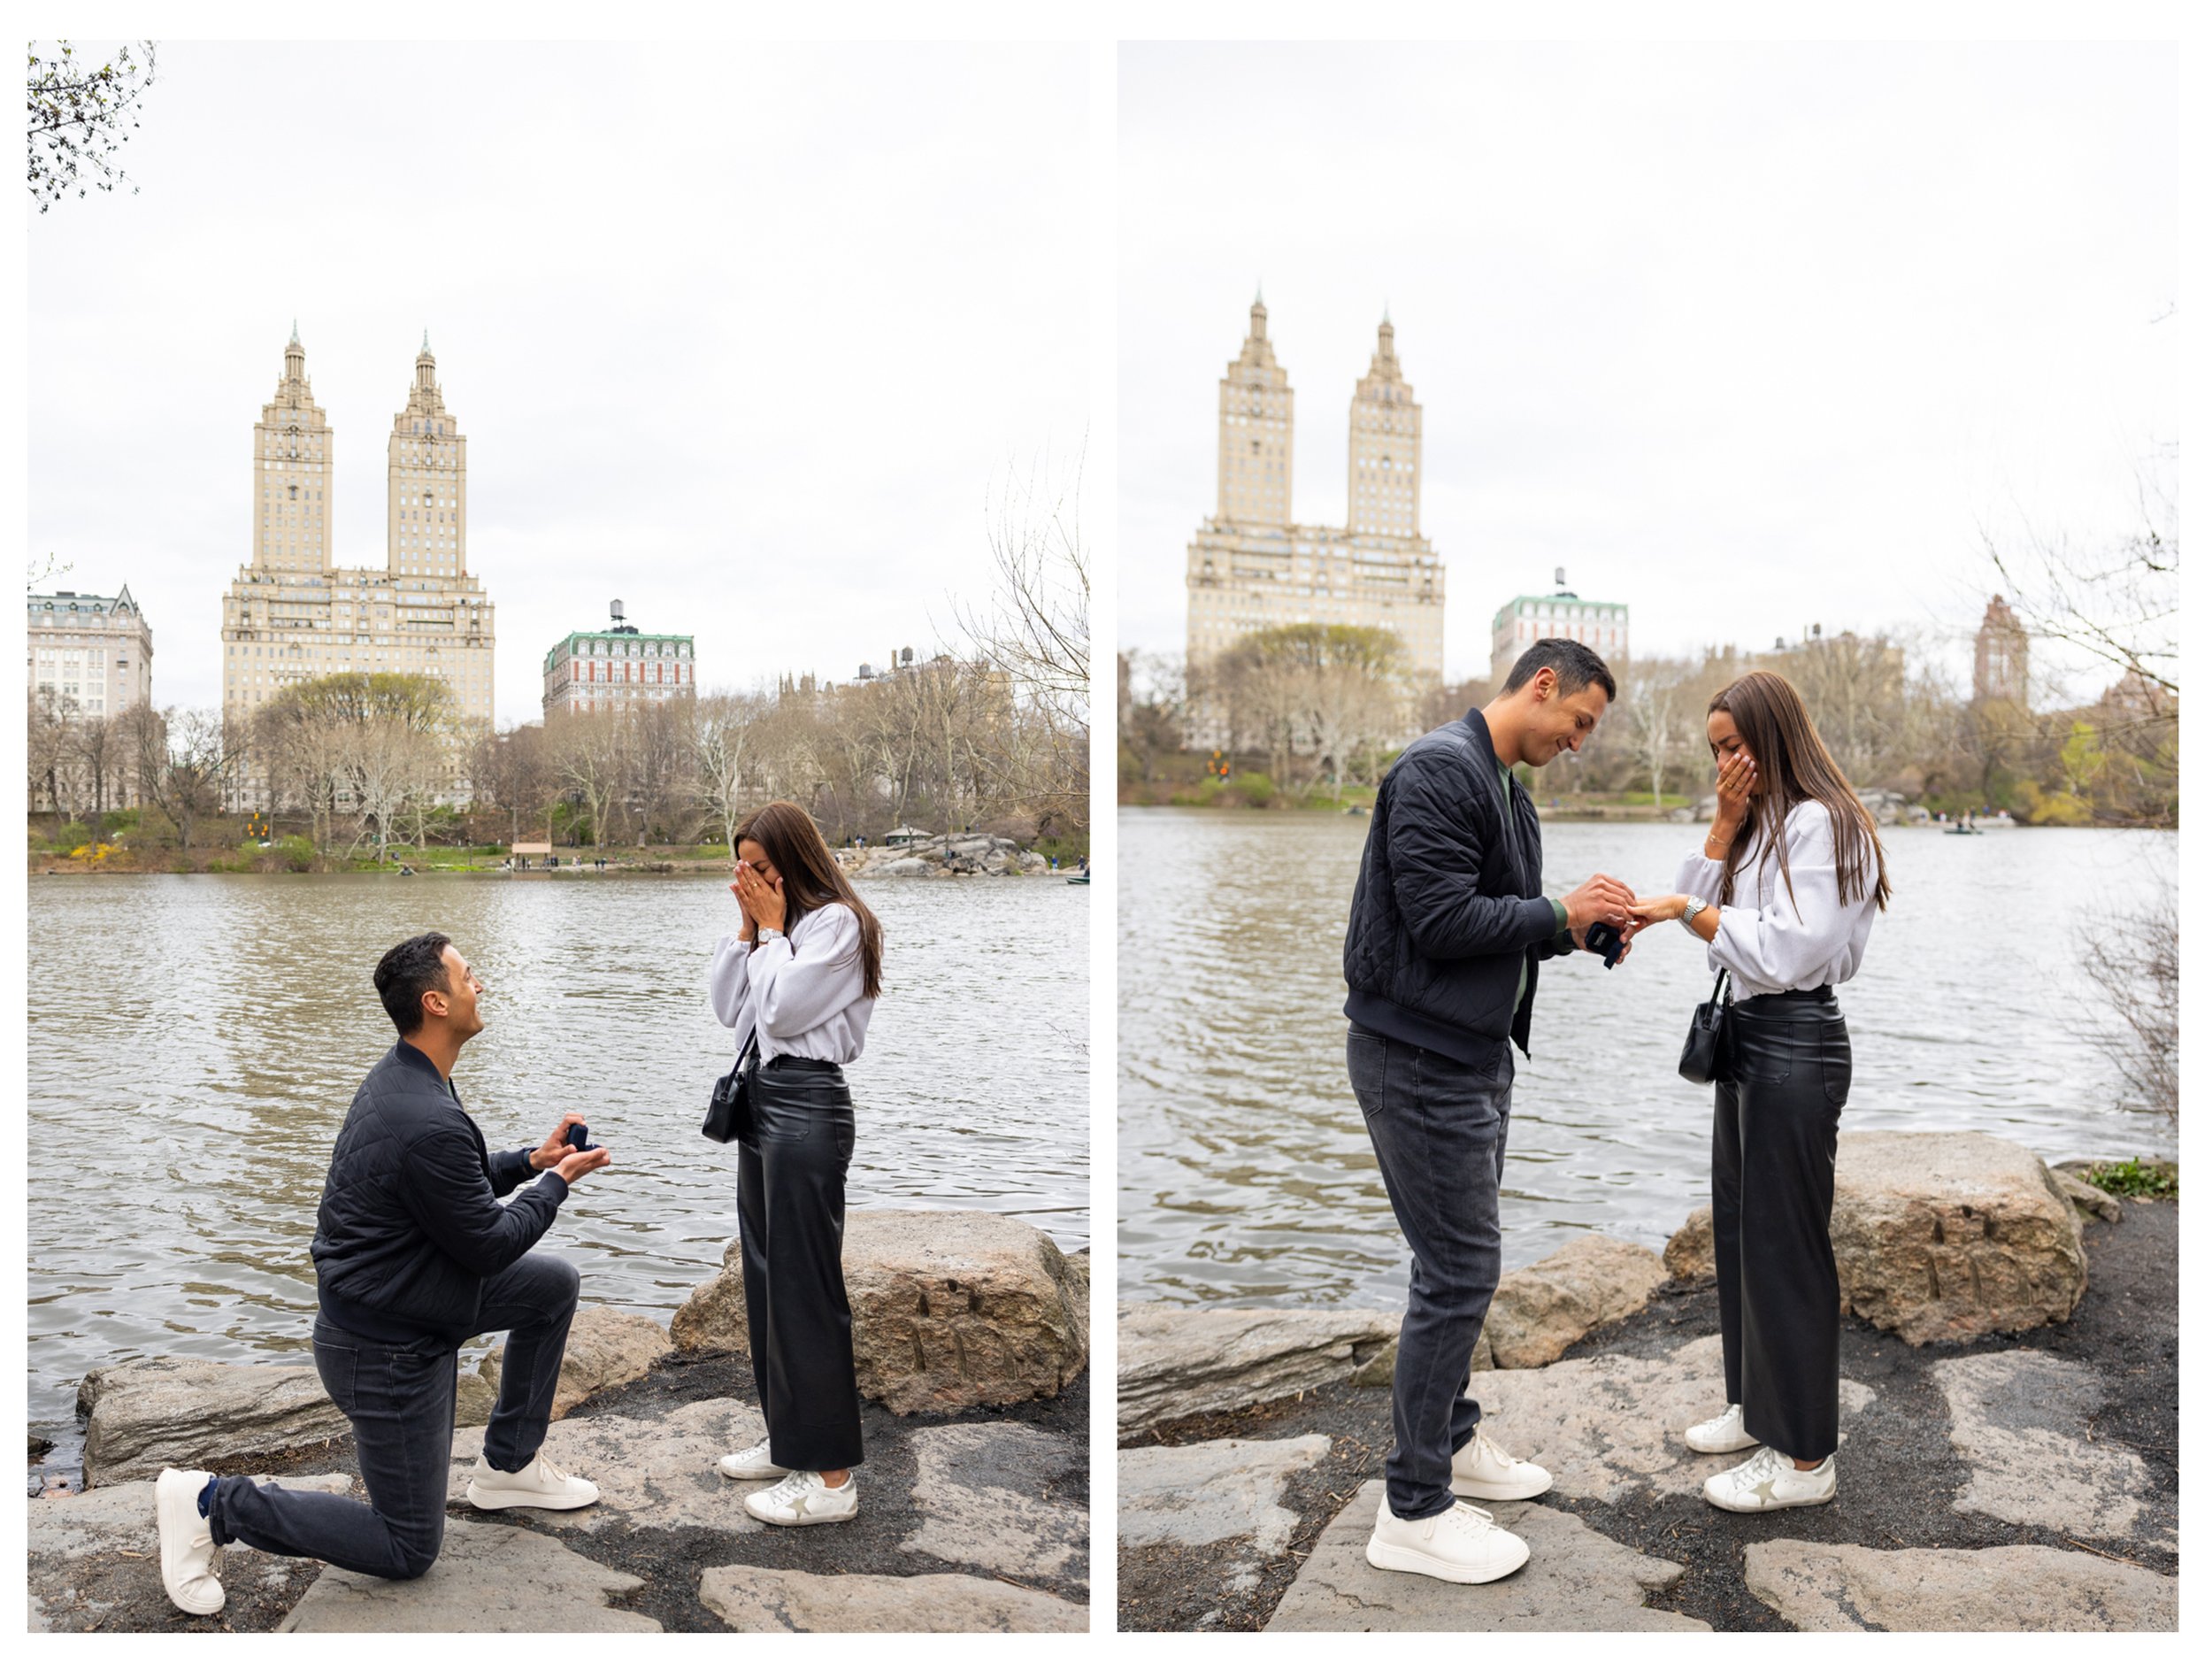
xmin=27 ymin=874 xmax=1088 ymax=1451
xmin=1118 ymin=809 xmax=2172 ymax=1308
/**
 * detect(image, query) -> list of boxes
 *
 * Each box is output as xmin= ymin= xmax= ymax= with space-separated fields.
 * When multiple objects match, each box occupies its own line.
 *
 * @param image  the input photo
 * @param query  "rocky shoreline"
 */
xmin=1118 ymin=1135 xmax=2177 ymax=1633
xmin=31 ymin=1211 xmax=1091 ymax=1634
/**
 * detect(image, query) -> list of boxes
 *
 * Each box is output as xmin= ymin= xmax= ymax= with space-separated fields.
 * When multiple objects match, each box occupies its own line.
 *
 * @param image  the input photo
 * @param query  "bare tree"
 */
xmin=1617 ymin=660 xmax=1685 ymax=805
xmin=2076 ymin=870 xmax=2178 ymax=1120
xmin=691 ymin=692 xmax=764 ymax=849
xmin=1985 ymin=458 xmax=2178 ymax=701
xmin=27 ymin=40 xmax=158 ymax=212
xmin=129 ymin=705 xmax=231 ymax=851
xmin=550 ymin=710 xmax=627 ymax=854
xmin=27 ymin=688 xmax=79 ymax=833
xmin=956 ymin=455 xmax=1091 ymax=731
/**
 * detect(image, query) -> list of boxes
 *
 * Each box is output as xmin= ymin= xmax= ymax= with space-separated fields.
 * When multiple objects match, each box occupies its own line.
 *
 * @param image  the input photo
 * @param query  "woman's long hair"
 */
xmin=733 ymin=802 xmax=885 ymax=1000
xmin=1709 ymin=671 xmax=1891 ymax=915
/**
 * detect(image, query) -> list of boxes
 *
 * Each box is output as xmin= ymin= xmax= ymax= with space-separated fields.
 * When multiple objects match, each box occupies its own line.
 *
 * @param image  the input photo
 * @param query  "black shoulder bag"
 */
xmin=1678 ymin=969 xmax=1732 ymax=1086
xmin=702 ymin=1028 xmax=760 ymax=1144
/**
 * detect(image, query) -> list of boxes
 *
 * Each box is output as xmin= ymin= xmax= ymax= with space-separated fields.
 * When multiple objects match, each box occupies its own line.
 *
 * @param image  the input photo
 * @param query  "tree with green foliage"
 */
xmin=27 ymin=40 xmax=157 ymax=212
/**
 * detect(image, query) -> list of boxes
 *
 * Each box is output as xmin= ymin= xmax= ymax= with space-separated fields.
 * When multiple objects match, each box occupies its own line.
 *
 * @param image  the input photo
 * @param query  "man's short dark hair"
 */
xmin=374 ymin=932 xmax=453 ymax=1036
xmin=1502 ymin=638 xmax=1617 ymax=702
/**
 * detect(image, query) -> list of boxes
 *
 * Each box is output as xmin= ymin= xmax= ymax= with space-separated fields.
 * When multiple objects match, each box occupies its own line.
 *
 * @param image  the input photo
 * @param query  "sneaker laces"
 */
xmin=532 ymin=1452 xmax=573 ymax=1484
xmin=1444 ymin=1499 xmax=1496 ymax=1536
xmin=1472 ymin=1428 xmax=1514 ymax=1468
xmin=762 ymin=1469 xmax=818 ymax=1506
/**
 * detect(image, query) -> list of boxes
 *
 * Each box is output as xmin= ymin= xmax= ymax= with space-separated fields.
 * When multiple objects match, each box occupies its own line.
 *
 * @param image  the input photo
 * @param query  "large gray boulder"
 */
xmin=671 ymin=1209 xmax=1087 ymax=1413
xmin=1479 ymin=1234 xmax=1669 ymax=1370
xmin=476 ymin=1305 xmax=670 ymax=1422
xmin=1832 ymin=1132 xmax=2086 ymax=1343
xmin=278 ymin=1518 xmax=661 ymax=1633
xmin=76 ymin=1359 xmax=353 ymax=1489
xmin=1116 ymin=1305 xmax=1399 ymax=1436
xmin=1663 ymin=1206 xmax=1717 ymax=1281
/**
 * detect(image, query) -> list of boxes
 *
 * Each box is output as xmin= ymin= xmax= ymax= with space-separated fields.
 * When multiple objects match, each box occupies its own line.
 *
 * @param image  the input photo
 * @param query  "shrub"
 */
xmin=274 ymin=835 xmax=317 ymax=873
xmin=1228 ymin=771 xmax=1278 ymax=809
xmin=2085 ymin=1156 xmax=2177 ymax=1199
xmin=51 ymin=821 xmax=93 ymax=852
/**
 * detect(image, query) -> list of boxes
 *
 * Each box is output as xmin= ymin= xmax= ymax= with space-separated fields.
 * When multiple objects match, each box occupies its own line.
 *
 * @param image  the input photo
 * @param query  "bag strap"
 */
xmin=737 ymin=1025 xmax=760 ymax=1070
xmin=1710 ymin=968 xmax=1732 ymax=1007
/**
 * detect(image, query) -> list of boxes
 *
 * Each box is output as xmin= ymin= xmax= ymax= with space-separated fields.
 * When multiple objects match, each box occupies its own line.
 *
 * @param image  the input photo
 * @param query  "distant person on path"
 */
xmin=155 ymin=933 xmax=612 ymax=1617
xmin=708 ymin=801 xmax=884 ymax=1527
xmin=1340 ymin=638 xmax=1637 ymax=1585
xmin=1626 ymin=669 xmax=1887 ymax=1514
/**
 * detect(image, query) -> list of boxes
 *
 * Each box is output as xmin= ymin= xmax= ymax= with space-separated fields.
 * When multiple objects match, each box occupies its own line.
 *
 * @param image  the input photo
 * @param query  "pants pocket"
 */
xmin=313 ymin=1339 xmax=358 ymax=1416
xmin=1820 ymin=1023 xmax=1853 ymax=1107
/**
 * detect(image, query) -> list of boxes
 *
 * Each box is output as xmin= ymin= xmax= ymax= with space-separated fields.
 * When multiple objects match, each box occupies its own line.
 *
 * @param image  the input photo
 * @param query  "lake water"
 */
xmin=27 ymin=873 xmax=1088 ymax=1469
xmin=1118 ymin=808 xmax=2174 ymax=1308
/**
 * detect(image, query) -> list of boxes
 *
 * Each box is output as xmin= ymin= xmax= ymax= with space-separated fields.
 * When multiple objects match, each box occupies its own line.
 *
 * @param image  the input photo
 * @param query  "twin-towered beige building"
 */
xmin=1185 ymin=296 xmax=1446 ymax=687
xmin=220 ymin=327 xmax=495 ymax=728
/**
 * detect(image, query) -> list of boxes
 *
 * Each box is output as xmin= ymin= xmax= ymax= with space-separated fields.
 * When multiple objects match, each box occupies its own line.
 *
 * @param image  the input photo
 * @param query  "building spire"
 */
xmin=420 ymin=327 xmax=433 ymax=357
xmin=289 ymin=318 xmax=300 ymax=345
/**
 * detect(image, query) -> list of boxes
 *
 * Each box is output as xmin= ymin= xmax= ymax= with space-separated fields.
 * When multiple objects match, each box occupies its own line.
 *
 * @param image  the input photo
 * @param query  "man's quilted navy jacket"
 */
xmin=311 ymin=1040 xmax=568 ymax=1345
xmin=1341 ymin=706 xmax=1577 ymax=1068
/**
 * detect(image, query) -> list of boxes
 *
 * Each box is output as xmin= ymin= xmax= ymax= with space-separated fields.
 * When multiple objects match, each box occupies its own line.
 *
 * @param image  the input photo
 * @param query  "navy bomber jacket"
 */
xmin=311 ymin=1041 xmax=567 ymax=1346
xmin=1341 ymin=707 xmax=1578 ymax=1068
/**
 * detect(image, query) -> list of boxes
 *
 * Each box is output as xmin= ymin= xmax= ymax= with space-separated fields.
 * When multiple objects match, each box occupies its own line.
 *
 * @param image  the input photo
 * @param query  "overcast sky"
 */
xmin=29 ymin=41 xmax=1088 ymax=724
xmin=1119 ymin=42 xmax=2176 ymax=694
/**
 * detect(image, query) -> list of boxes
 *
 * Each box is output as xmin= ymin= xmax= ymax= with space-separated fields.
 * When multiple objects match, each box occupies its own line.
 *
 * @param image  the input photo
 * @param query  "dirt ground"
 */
xmin=1117 ymin=1200 xmax=2176 ymax=1632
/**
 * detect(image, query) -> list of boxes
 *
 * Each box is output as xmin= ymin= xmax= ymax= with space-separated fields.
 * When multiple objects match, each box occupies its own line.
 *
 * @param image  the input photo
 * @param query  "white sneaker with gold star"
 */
xmin=742 ymin=1469 xmax=858 ymax=1527
xmin=1685 ymin=1402 xmax=1760 ymax=1454
xmin=1701 ymin=1444 xmax=1836 ymax=1512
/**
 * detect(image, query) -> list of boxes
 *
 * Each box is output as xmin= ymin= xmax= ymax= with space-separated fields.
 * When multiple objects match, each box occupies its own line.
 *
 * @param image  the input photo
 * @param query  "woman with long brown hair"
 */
xmin=1626 ymin=670 xmax=1887 ymax=1514
xmin=704 ymin=801 xmax=885 ymax=1527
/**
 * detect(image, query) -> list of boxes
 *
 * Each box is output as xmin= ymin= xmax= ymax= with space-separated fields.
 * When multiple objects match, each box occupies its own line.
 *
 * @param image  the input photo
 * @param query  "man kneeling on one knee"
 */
xmin=156 ymin=932 xmax=612 ymax=1617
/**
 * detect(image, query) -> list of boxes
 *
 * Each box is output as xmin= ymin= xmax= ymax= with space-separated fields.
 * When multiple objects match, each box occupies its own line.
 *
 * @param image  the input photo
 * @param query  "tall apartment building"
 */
xmin=27 ymin=585 xmax=154 ymax=718
xmin=541 ymin=601 xmax=696 ymax=716
xmin=1185 ymin=298 xmax=1445 ymax=688
xmin=1972 ymin=594 xmax=2030 ymax=707
xmin=219 ymin=327 xmax=496 ymax=728
xmin=1489 ymin=569 xmax=1630 ymax=687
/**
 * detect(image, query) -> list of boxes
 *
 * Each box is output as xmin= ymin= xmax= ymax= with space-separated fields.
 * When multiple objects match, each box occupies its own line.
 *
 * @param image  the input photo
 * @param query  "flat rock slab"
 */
xmin=900 ymin=1422 xmax=1087 ymax=1581
xmin=1930 ymin=1350 xmax=2164 ymax=1544
xmin=1470 ymin=1334 xmax=1873 ymax=1504
xmin=1118 ymin=1435 xmax=1332 ymax=1559
xmin=27 ymin=1472 xmax=352 ymax=1633
xmin=278 ymin=1518 xmax=659 ymax=1632
xmin=1117 ymin=1304 xmax=1399 ymax=1435
xmin=448 ymin=1396 xmax=767 ymax=1536
xmin=76 ymin=1358 xmax=352 ymax=1488
xmin=1745 ymin=1540 xmax=2177 ymax=1631
xmin=1265 ymin=1482 xmax=1706 ymax=1631
xmin=698 ymin=1565 xmax=1086 ymax=1632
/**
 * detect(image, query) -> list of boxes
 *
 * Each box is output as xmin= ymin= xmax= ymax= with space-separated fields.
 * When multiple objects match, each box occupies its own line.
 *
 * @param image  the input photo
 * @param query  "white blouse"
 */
xmin=708 ymin=901 xmax=876 ymax=1065
xmin=1675 ymin=799 xmax=1877 ymax=997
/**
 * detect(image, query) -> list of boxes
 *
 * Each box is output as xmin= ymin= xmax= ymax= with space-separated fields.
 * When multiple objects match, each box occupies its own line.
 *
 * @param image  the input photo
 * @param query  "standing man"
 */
xmin=1342 ymin=640 xmax=1632 ymax=1585
xmin=155 ymin=933 xmax=613 ymax=1617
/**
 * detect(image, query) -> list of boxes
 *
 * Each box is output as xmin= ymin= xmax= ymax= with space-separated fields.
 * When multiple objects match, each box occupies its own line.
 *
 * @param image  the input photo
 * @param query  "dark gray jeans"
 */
xmin=206 ymin=1252 xmax=580 ymax=1579
xmin=1348 ymin=1022 xmax=1513 ymax=1521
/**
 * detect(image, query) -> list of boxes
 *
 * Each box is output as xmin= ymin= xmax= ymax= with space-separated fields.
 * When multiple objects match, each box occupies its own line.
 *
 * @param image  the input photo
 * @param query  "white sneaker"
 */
xmin=1685 ymin=1402 xmax=1760 ymax=1454
xmin=742 ymin=1469 xmax=858 ymax=1527
xmin=465 ymin=1449 xmax=601 ymax=1512
xmin=1702 ymin=1444 xmax=1837 ymax=1513
xmin=155 ymin=1468 xmax=224 ymax=1616
xmin=1449 ymin=1427 xmax=1553 ymax=1502
xmin=1364 ymin=1495 xmax=1531 ymax=1584
xmin=717 ymin=1436 xmax=790 ymax=1482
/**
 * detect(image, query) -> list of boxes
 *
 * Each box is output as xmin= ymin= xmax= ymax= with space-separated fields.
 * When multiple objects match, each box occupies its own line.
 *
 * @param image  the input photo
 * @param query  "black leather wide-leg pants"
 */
xmin=1710 ymin=993 xmax=1852 ymax=1462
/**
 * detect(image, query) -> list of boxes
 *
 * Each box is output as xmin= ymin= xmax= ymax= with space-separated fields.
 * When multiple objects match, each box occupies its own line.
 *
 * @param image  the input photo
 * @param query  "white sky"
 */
xmin=28 ymin=41 xmax=1088 ymax=725
xmin=1118 ymin=41 xmax=2177 ymax=693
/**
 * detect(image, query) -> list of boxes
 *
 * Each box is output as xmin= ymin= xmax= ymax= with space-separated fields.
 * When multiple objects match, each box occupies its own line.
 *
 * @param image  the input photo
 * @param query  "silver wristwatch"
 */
xmin=1680 ymin=896 xmax=1709 ymax=930
xmin=758 ymin=927 xmax=785 ymax=944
